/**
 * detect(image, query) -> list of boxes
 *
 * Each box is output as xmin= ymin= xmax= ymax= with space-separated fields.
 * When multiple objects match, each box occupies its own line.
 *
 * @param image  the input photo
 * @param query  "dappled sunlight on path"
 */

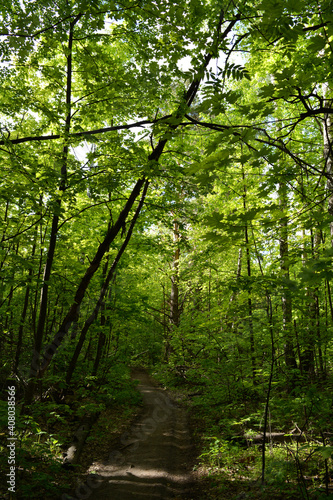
xmin=84 ymin=369 xmax=196 ymax=499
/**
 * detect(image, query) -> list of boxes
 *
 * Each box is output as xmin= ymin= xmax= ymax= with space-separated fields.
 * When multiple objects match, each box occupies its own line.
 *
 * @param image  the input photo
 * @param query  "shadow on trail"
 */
xmin=73 ymin=368 xmax=197 ymax=500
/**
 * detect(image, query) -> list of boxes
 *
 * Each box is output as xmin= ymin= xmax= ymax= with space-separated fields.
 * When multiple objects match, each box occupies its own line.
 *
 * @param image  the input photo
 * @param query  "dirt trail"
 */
xmin=85 ymin=368 xmax=197 ymax=500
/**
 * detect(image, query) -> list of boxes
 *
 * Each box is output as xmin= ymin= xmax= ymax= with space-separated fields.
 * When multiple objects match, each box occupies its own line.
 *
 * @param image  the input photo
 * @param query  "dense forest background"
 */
xmin=1 ymin=0 xmax=333 ymax=498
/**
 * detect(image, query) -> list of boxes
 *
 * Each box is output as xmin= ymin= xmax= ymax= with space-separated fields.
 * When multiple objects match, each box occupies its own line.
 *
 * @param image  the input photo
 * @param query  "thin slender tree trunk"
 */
xmin=91 ymin=229 xmax=112 ymax=377
xmin=165 ymin=220 xmax=181 ymax=361
xmin=225 ymin=248 xmax=242 ymax=336
xmin=302 ymin=229 xmax=322 ymax=378
xmin=323 ymin=86 xmax=333 ymax=373
xmin=323 ymin=84 xmax=333 ymax=235
xmin=91 ymin=302 xmax=107 ymax=377
xmin=262 ymin=294 xmax=275 ymax=485
xmin=13 ymin=227 xmax=38 ymax=374
xmin=93 ymin=273 xmax=115 ymax=375
xmin=28 ymin=14 xmax=82 ymax=386
xmin=242 ymin=171 xmax=256 ymax=382
xmin=245 ymin=225 xmax=256 ymax=382
xmin=170 ymin=221 xmax=180 ymax=328
xmin=279 ymin=181 xmax=297 ymax=382
xmin=32 ymin=221 xmax=48 ymax=337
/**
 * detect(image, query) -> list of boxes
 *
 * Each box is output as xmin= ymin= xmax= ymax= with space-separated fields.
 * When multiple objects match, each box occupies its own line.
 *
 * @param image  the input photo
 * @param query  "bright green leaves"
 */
xmin=189 ymin=149 xmax=232 ymax=173
xmin=246 ymin=0 xmax=333 ymax=99
xmin=256 ymin=0 xmax=309 ymax=43
xmin=315 ymin=446 xmax=333 ymax=460
xmin=202 ymin=206 xmax=265 ymax=247
xmin=307 ymin=34 xmax=327 ymax=52
xmin=197 ymin=89 xmax=242 ymax=116
xmin=74 ymin=0 xmax=105 ymax=13
xmin=299 ymin=247 xmax=333 ymax=285
xmin=221 ymin=63 xmax=251 ymax=82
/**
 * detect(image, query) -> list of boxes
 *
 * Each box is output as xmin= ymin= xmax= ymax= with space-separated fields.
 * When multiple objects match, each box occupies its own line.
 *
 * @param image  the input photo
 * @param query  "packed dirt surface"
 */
xmin=84 ymin=368 xmax=198 ymax=499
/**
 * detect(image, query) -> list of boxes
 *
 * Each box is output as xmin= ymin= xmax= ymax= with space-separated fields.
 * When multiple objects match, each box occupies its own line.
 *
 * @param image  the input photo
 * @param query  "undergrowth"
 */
xmin=153 ymin=363 xmax=333 ymax=500
xmin=0 ymin=364 xmax=142 ymax=499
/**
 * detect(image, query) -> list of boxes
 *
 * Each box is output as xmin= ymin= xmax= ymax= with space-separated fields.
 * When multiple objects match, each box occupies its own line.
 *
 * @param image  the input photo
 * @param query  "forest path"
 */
xmin=85 ymin=367 xmax=198 ymax=499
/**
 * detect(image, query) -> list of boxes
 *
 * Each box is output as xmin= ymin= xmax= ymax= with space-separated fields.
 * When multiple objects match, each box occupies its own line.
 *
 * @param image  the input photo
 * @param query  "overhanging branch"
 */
xmin=0 ymin=118 xmax=169 ymax=146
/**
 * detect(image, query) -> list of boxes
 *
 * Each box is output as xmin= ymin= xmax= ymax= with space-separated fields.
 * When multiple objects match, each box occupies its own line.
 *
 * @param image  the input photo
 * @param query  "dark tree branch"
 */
xmin=0 ymin=118 xmax=168 ymax=146
xmin=2 ymin=212 xmax=48 ymax=242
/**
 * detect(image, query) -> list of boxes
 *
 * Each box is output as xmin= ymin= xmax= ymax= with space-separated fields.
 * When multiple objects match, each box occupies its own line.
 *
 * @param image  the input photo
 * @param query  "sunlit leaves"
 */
xmin=221 ymin=63 xmax=251 ymax=81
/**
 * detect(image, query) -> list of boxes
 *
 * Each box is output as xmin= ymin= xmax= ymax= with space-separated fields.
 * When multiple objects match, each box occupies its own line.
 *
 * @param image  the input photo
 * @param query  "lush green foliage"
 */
xmin=1 ymin=0 xmax=333 ymax=497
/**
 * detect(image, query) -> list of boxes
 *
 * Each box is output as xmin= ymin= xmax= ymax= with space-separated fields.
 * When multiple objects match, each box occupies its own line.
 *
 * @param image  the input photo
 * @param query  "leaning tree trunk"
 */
xmin=65 ymin=180 xmax=149 ymax=386
xmin=92 ymin=215 xmax=112 ymax=378
xmin=37 ymin=176 xmax=146 ymax=389
xmin=91 ymin=258 xmax=111 ymax=378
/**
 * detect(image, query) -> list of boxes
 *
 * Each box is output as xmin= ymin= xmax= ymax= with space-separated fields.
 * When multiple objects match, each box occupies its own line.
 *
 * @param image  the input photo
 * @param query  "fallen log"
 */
xmin=230 ymin=430 xmax=311 ymax=448
xmin=245 ymin=432 xmax=308 ymax=445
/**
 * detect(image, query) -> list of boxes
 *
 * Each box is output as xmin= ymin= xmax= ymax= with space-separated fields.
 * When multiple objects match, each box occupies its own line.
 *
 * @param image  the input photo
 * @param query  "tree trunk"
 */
xmin=65 ymin=180 xmax=149 ymax=386
xmin=32 ymin=221 xmax=48 ymax=337
xmin=302 ymin=228 xmax=322 ymax=378
xmin=323 ymin=84 xmax=333 ymax=236
xmin=170 ymin=221 xmax=180 ymax=328
xmin=91 ymin=245 xmax=112 ymax=377
xmin=279 ymin=181 xmax=297 ymax=380
xmin=13 ymin=227 xmax=38 ymax=374
xmin=242 ymin=170 xmax=256 ymax=382
xmin=91 ymin=300 xmax=107 ymax=377
xmin=28 ymin=14 xmax=82 ymax=386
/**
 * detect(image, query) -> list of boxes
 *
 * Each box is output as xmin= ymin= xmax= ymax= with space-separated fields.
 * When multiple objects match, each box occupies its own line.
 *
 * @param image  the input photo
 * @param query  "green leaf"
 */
xmin=315 ymin=446 xmax=333 ymax=460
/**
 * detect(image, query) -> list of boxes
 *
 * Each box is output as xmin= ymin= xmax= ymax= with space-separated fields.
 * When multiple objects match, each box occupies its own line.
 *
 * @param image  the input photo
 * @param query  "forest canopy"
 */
xmin=1 ymin=0 xmax=333 ymax=498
